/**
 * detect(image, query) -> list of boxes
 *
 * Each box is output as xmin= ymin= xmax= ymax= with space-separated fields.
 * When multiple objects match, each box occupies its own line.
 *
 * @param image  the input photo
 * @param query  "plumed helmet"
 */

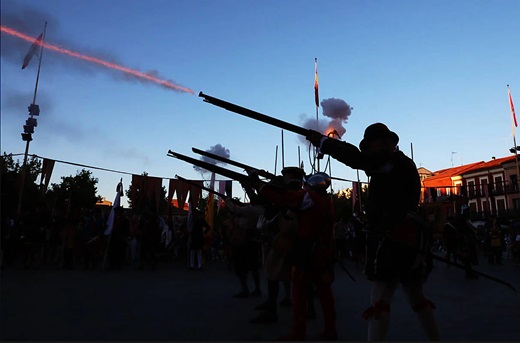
xmin=305 ymin=172 xmax=331 ymax=191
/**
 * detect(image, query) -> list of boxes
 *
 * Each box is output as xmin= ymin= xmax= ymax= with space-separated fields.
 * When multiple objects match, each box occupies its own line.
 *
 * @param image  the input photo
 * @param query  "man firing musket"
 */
xmin=197 ymin=91 xmax=517 ymax=341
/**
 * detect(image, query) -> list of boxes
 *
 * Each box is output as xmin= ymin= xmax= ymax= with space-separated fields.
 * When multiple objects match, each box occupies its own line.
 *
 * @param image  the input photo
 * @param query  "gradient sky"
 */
xmin=1 ymin=0 xmax=519 ymax=206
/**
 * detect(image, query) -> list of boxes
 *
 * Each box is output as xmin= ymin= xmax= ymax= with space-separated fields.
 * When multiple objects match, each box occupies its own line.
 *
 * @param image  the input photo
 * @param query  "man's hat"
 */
xmin=281 ymin=166 xmax=305 ymax=179
xmin=359 ymin=123 xmax=399 ymax=152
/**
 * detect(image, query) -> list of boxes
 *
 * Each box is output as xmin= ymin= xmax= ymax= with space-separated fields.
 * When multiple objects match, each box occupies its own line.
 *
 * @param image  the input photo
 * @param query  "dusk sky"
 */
xmin=1 ymin=0 xmax=519 ymax=206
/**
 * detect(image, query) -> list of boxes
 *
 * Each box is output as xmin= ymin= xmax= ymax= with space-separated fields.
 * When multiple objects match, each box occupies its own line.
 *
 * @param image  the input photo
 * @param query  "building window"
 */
xmin=468 ymin=181 xmax=475 ymax=197
xmin=513 ymin=198 xmax=520 ymax=210
xmin=511 ymin=175 xmax=518 ymax=191
xmin=496 ymin=198 xmax=506 ymax=212
xmin=481 ymin=200 xmax=486 ymax=212
xmin=446 ymin=187 xmax=451 ymax=196
xmin=494 ymin=176 xmax=503 ymax=193
xmin=481 ymin=179 xmax=488 ymax=197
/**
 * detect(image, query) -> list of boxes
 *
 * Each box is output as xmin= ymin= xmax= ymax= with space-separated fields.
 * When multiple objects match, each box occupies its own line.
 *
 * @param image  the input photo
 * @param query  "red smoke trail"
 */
xmin=1 ymin=25 xmax=195 ymax=94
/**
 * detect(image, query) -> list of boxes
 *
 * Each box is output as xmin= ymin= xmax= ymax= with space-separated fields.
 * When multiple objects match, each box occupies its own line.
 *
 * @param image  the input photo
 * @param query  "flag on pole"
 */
xmin=509 ymin=85 xmax=517 ymax=129
xmin=104 ymin=179 xmax=124 ymax=235
xmin=22 ymin=33 xmax=44 ymax=69
xmin=314 ymin=58 xmax=319 ymax=107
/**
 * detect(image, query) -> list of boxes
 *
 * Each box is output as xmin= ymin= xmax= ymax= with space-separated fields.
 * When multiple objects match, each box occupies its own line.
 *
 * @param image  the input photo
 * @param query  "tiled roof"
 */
xmin=421 ymin=155 xmax=515 ymax=188
xmin=460 ymin=155 xmax=516 ymax=174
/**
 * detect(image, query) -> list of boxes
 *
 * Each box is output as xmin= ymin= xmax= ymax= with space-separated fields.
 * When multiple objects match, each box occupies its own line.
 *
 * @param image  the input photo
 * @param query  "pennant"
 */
xmin=314 ymin=58 xmax=319 ymax=107
xmin=177 ymin=180 xmax=191 ymax=210
xmin=218 ymin=180 xmax=227 ymax=211
xmin=22 ymin=33 xmax=43 ymax=70
xmin=105 ymin=178 xmax=123 ymax=235
xmin=225 ymin=180 xmax=233 ymax=198
xmin=39 ymin=158 xmax=55 ymax=191
xmin=509 ymin=85 xmax=517 ymax=129
xmin=189 ymin=181 xmax=203 ymax=208
xmin=168 ymin=179 xmax=177 ymax=204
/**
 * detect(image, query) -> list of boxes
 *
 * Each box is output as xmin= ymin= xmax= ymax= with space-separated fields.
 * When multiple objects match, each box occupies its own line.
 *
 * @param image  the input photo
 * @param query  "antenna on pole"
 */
xmin=451 ymin=152 xmax=457 ymax=167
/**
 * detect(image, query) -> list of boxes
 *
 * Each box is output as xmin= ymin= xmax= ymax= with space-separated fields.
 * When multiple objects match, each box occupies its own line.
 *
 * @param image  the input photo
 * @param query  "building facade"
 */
xmin=421 ymin=155 xmax=519 ymax=220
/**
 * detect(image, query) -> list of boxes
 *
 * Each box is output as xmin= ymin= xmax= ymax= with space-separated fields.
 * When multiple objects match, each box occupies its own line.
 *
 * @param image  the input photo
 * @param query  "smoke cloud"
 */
xmin=298 ymin=97 xmax=353 ymax=147
xmin=193 ymin=144 xmax=230 ymax=173
xmin=0 ymin=1 xmax=188 ymax=91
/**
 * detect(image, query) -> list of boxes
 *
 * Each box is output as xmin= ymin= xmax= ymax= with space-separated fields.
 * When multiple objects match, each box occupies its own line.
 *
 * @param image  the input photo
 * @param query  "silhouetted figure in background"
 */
xmin=108 ymin=207 xmax=129 ymax=270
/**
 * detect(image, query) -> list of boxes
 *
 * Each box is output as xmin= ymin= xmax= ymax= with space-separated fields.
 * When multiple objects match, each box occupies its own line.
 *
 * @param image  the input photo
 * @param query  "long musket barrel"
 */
xmin=191 ymin=147 xmax=276 ymax=179
xmin=175 ymin=174 xmax=242 ymax=204
xmin=199 ymin=92 xmax=319 ymax=137
xmin=167 ymin=150 xmax=255 ymax=184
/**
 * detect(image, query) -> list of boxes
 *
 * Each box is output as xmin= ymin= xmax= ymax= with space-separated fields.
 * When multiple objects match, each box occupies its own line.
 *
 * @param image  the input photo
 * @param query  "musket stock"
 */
xmin=199 ymin=92 xmax=319 ymax=137
xmin=191 ymin=147 xmax=276 ymax=179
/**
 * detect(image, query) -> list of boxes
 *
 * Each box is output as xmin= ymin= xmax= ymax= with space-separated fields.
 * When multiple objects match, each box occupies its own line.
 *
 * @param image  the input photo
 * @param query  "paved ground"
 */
xmin=1 ymin=254 xmax=520 ymax=341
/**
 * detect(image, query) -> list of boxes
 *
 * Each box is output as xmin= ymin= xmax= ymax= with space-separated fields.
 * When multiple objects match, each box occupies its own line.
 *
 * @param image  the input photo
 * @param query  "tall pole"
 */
xmin=281 ymin=129 xmax=285 ymax=169
xmin=298 ymin=146 xmax=301 ymax=169
xmin=17 ymin=22 xmax=47 ymax=217
xmin=314 ymin=57 xmax=320 ymax=172
xmin=274 ymin=145 xmax=279 ymax=175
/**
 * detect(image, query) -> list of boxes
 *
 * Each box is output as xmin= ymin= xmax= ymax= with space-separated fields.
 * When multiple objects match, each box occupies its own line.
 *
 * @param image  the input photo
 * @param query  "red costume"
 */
xmin=259 ymin=177 xmax=337 ymax=341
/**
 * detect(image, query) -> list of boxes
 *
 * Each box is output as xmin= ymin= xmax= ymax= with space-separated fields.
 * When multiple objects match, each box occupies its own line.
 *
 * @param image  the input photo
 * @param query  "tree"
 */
xmin=1 ymin=152 xmax=43 ymax=218
xmin=47 ymin=169 xmax=101 ymax=212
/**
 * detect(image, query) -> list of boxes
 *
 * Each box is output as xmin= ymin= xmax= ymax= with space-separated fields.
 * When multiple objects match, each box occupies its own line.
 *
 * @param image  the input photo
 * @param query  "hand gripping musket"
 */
xmin=191 ymin=147 xmax=276 ymax=179
xmin=175 ymin=174 xmax=242 ymax=205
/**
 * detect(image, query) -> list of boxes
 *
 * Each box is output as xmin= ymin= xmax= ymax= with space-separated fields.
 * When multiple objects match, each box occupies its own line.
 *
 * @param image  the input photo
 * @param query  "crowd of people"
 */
xmin=442 ymin=211 xmax=520 ymax=274
xmin=3 ymin=122 xmax=520 ymax=342
xmin=0 ymin=203 xmax=207 ymax=272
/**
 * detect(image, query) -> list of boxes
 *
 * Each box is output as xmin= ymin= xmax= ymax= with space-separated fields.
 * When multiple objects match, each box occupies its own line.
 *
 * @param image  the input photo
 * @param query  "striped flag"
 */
xmin=314 ymin=58 xmax=319 ymax=107
xmin=509 ymin=85 xmax=517 ymax=128
xmin=22 ymin=33 xmax=43 ymax=69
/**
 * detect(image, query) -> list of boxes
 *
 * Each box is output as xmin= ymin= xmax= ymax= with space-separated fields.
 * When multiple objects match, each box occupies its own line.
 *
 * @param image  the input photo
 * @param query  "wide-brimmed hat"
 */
xmin=281 ymin=166 xmax=305 ymax=179
xmin=359 ymin=123 xmax=399 ymax=151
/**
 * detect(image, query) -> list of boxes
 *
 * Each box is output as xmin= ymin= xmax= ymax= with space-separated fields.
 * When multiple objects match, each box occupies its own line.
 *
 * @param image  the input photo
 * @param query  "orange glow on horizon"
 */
xmin=1 ymin=25 xmax=195 ymax=94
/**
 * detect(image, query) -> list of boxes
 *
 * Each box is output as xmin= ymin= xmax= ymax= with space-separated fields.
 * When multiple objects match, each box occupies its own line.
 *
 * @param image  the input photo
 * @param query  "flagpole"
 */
xmin=17 ymin=22 xmax=47 ymax=217
xmin=281 ymin=129 xmax=285 ymax=169
xmin=314 ymin=58 xmax=320 ymax=172
xmin=508 ymin=85 xmax=520 ymax=192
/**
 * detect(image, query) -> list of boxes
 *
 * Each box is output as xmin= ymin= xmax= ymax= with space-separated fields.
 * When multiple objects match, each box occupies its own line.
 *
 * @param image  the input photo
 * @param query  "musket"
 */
xmin=377 ymin=228 xmax=519 ymax=293
xmin=198 ymin=93 xmax=365 ymax=183
xmin=335 ymin=257 xmax=356 ymax=282
xmin=175 ymin=174 xmax=242 ymax=205
xmin=430 ymin=254 xmax=518 ymax=293
xmin=167 ymin=150 xmax=258 ymax=185
xmin=192 ymin=147 xmax=276 ymax=179
xmin=199 ymin=92 xmax=319 ymax=138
